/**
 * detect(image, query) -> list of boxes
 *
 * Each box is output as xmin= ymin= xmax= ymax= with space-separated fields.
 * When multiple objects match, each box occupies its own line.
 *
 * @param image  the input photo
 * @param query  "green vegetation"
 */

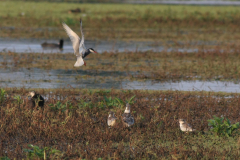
xmin=1 ymin=1 xmax=240 ymax=41
xmin=0 ymin=157 xmax=10 ymax=160
xmin=0 ymin=88 xmax=240 ymax=159
xmin=23 ymin=144 xmax=63 ymax=160
xmin=102 ymin=95 xmax=135 ymax=108
xmin=49 ymin=101 xmax=72 ymax=113
xmin=208 ymin=116 xmax=240 ymax=137
xmin=2 ymin=2 xmax=240 ymax=20
xmin=0 ymin=89 xmax=6 ymax=105
xmin=13 ymin=95 xmax=23 ymax=107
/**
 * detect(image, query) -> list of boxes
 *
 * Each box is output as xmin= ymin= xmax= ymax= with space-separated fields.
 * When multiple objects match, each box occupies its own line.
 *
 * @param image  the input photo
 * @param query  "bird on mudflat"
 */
xmin=122 ymin=103 xmax=134 ymax=127
xmin=68 ymin=8 xmax=81 ymax=14
xmin=107 ymin=111 xmax=117 ymax=127
xmin=179 ymin=119 xmax=196 ymax=132
xmin=62 ymin=19 xmax=97 ymax=67
xmin=27 ymin=91 xmax=45 ymax=108
xmin=41 ymin=39 xmax=64 ymax=50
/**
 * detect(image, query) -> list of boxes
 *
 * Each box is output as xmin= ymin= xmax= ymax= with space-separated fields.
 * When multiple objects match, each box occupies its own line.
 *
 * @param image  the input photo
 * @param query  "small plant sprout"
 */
xmin=49 ymin=101 xmax=67 ymax=113
xmin=104 ymin=96 xmax=117 ymax=107
xmin=13 ymin=95 xmax=22 ymax=107
xmin=0 ymin=156 xmax=10 ymax=160
xmin=0 ymin=88 xmax=6 ymax=105
xmin=126 ymin=95 xmax=136 ymax=105
xmin=114 ymin=97 xmax=124 ymax=107
xmin=23 ymin=144 xmax=63 ymax=159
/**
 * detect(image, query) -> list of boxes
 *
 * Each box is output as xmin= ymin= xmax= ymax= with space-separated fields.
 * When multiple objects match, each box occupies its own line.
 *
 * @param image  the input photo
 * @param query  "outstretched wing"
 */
xmin=62 ymin=23 xmax=81 ymax=57
xmin=79 ymin=19 xmax=86 ymax=51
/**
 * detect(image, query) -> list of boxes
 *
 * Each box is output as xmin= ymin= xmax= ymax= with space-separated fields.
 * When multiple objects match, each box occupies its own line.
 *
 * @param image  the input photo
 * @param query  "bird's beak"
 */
xmin=94 ymin=51 xmax=98 ymax=54
xmin=84 ymin=61 xmax=86 ymax=66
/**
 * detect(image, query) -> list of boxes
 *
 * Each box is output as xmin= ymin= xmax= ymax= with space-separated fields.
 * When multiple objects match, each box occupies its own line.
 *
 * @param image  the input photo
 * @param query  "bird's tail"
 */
xmin=74 ymin=56 xmax=86 ymax=67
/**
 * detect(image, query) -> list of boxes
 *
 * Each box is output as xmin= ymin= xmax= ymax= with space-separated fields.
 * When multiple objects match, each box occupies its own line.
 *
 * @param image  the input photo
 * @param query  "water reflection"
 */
xmin=123 ymin=80 xmax=240 ymax=92
xmin=0 ymin=38 xmax=200 ymax=54
xmin=0 ymin=68 xmax=240 ymax=92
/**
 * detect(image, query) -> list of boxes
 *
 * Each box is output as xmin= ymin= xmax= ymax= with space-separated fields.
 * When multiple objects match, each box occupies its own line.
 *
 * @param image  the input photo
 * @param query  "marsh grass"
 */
xmin=1 ymin=88 xmax=240 ymax=159
xmin=2 ymin=46 xmax=240 ymax=81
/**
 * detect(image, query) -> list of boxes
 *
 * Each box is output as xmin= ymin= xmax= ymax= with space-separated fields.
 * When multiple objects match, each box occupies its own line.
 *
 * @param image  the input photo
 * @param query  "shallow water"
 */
xmin=0 ymin=38 xmax=238 ymax=93
xmin=1 ymin=68 xmax=240 ymax=92
xmin=0 ymin=38 xmax=202 ymax=54
xmin=124 ymin=80 xmax=240 ymax=92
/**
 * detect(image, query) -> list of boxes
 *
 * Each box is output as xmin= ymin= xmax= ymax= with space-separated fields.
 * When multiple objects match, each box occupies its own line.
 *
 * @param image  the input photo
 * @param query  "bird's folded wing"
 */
xmin=122 ymin=114 xmax=134 ymax=123
xmin=62 ymin=23 xmax=81 ymax=57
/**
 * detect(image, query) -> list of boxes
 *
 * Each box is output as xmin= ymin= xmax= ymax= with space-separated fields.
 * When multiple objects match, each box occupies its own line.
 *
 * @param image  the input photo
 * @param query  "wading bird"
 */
xmin=41 ymin=39 xmax=64 ymax=50
xmin=122 ymin=103 xmax=134 ymax=127
xmin=108 ymin=111 xmax=117 ymax=127
xmin=27 ymin=91 xmax=45 ymax=108
xmin=179 ymin=119 xmax=196 ymax=132
xmin=62 ymin=19 xmax=97 ymax=67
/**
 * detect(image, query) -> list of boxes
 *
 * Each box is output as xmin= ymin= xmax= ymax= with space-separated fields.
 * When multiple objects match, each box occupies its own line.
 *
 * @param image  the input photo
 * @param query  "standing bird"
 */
xmin=62 ymin=19 xmax=97 ymax=67
xmin=41 ymin=39 xmax=64 ymax=50
xmin=179 ymin=119 xmax=196 ymax=132
xmin=122 ymin=103 xmax=134 ymax=127
xmin=27 ymin=91 xmax=45 ymax=108
xmin=107 ymin=111 xmax=117 ymax=127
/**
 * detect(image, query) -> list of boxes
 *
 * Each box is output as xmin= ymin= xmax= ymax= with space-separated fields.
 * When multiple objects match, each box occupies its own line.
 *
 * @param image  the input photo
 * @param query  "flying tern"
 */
xmin=62 ymin=19 xmax=97 ymax=67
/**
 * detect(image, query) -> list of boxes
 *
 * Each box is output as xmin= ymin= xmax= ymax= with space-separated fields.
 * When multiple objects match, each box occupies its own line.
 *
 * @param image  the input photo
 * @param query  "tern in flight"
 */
xmin=62 ymin=19 xmax=97 ymax=67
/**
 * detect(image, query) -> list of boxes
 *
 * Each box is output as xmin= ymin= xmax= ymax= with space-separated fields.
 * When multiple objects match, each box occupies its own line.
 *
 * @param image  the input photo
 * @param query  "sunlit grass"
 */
xmin=1 ymin=1 xmax=240 ymax=41
xmin=1 ymin=88 xmax=240 ymax=159
xmin=2 ymin=2 xmax=240 ymax=19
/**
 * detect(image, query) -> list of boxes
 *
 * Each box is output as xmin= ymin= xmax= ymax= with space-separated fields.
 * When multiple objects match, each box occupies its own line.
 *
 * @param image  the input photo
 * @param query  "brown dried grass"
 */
xmin=0 ymin=88 xmax=240 ymax=159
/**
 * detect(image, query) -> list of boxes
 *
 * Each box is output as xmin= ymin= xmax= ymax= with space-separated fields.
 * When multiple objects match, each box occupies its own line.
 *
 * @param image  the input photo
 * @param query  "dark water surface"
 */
xmin=0 ymin=68 xmax=240 ymax=92
xmin=0 ymin=38 xmax=205 ymax=54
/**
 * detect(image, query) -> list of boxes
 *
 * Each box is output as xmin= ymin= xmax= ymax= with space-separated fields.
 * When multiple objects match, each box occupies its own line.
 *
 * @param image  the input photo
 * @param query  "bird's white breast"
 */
xmin=180 ymin=123 xmax=192 ymax=132
xmin=74 ymin=56 xmax=84 ymax=67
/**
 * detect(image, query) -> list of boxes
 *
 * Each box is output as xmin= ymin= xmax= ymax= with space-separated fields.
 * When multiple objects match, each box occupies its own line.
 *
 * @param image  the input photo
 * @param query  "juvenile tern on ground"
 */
xmin=179 ymin=119 xmax=196 ymax=132
xmin=62 ymin=19 xmax=97 ymax=67
xmin=27 ymin=91 xmax=45 ymax=108
xmin=107 ymin=111 xmax=117 ymax=127
xmin=122 ymin=103 xmax=134 ymax=127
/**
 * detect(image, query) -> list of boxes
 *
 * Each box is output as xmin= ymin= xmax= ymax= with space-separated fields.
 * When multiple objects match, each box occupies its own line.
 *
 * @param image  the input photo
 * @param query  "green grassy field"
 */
xmin=2 ymin=1 xmax=240 ymax=41
xmin=0 ymin=1 xmax=240 ymax=19
xmin=2 ymin=2 xmax=240 ymax=19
